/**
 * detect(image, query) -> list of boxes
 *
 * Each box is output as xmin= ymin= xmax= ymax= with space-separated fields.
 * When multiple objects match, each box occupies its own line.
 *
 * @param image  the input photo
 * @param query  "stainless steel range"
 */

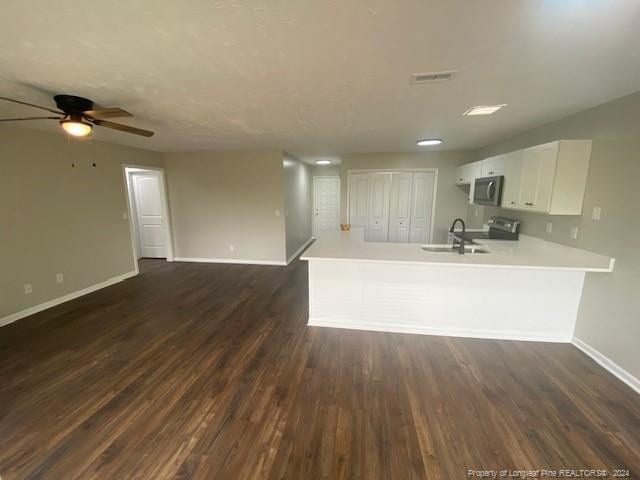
xmin=450 ymin=216 xmax=520 ymax=244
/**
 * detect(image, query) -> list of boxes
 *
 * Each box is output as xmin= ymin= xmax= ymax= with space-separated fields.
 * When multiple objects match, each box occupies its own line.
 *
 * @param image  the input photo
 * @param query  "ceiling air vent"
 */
xmin=411 ymin=71 xmax=455 ymax=84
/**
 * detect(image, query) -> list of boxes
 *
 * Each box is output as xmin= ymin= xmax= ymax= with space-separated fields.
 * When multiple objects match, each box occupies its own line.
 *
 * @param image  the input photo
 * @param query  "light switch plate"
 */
xmin=24 ymin=283 xmax=33 ymax=294
xmin=56 ymin=273 xmax=64 ymax=284
xmin=275 ymin=209 xmax=280 ymax=217
xmin=229 ymin=244 xmax=235 ymax=252
xmin=546 ymin=222 xmax=553 ymax=234
xmin=592 ymin=206 xmax=601 ymax=221
xmin=570 ymin=226 xmax=579 ymax=239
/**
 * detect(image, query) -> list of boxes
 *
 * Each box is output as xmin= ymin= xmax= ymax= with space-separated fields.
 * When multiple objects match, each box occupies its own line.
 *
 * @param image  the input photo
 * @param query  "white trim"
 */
xmin=174 ymin=257 xmax=287 ymax=266
xmin=0 ymin=271 xmax=138 ymax=328
xmin=122 ymin=165 xmax=175 ymax=265
xmin=312 ymin=175 xmax=341 ymax=237
xmin=572 ymin=337 xmax=640 ymax=394
xmin=287 ymin=237 xmax=315 ymax=265
xmin=308 ymin=318 xmax=571 ymax=343
xmin=346 ymin=168 xmax=439 ymax=243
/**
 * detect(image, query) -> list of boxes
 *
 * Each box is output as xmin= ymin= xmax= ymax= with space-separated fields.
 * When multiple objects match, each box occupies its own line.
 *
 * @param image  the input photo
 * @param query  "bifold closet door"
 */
xmin=348 ymin=173 xmax=370 ymax=232
xmin=388 ymin=173 xmax=413 ymax=242
xmin=367 ymin=173 xmax=391 ymax=241
xmin=409 ymin=171 xmax=435 ymax=243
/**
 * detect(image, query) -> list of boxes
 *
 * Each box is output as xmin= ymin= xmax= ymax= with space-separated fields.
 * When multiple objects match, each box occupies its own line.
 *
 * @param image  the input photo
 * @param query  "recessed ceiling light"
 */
xmin=416 ymin=139 xmax=442 ymax=146
xmin=463 ymin=104 xmax=507 ymax=116
xmin=316 ymin=160 xmax=331 ymax=165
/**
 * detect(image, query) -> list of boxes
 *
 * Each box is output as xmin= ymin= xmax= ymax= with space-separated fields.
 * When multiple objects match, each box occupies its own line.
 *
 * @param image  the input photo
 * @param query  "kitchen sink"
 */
xmin=421 ymin=245 xmax=490 ymax=254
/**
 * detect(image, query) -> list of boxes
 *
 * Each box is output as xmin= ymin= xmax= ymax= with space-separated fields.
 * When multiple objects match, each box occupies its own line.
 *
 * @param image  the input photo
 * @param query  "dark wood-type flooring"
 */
xmin=0 ymin=258 xmax=638 ymax=479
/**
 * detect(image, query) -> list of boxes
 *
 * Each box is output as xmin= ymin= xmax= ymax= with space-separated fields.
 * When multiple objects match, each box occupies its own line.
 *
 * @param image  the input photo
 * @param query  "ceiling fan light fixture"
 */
xmin=60 ymin=117 xmax=93 ymax=137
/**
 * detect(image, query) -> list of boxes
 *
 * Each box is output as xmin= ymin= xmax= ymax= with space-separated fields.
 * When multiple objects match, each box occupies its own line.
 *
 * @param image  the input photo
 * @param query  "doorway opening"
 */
xmin=123 ymin=166 xmax=174 ymax=268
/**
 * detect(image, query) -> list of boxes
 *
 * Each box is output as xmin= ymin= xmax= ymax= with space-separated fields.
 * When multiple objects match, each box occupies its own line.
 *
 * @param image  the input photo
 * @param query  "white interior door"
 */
xmin=388 ymin=173 xmax=413 ymax=242
xmin=313 ymin=177 xmax=340 ymax=236
xmin=409 ymin=172 xmax=436 ymax=243
xmin=131 ymin=172 xmax=167 ymax=258
xmin=367 ymin=173 xmax=391 ymax=242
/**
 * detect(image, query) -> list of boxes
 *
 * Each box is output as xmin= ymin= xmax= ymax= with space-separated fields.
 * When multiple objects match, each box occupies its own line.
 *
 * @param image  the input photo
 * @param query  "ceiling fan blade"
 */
xmin=91 ymin=119 xmax=154 ymax=137
xmin=84 ymin=107 xmax=132 ymax=119
xmin=0 ymin=116 xmax=62 ymax=122
xmin=0 ymin=96 xmax=64 ymax=115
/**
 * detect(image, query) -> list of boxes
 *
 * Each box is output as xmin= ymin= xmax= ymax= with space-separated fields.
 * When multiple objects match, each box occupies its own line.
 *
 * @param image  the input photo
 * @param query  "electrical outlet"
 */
xmin=570 ymin=226 xmax=579 ymax=239
xmin=592 ymin=206 xmax=601 ymax=221
xmin=475 ymin=206 xmax=479 ymax=217
xmin=56 ymin=273 xmax=64 ymax=284
xmin=24 ymin=283 xmax=33 ymax=295
xmin=229 ymin=244 xmax=235 ymax=252
xmin=546 ymin=222 xmax=553 ymax=234
xmin=122 ymin=212 xmax=128 ymax=220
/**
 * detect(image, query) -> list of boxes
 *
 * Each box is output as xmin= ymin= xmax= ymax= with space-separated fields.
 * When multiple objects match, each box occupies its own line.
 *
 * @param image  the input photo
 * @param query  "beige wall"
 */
xmin=163 ymin=150 xmax=287 ymax=264
xmin=468 ymin=91 xmax=640 ymax=381
xmin=340 ymin=151 xmax=475 ymax=242
xmin=0 ymin=126 xmax=162 ymax=320
xmin=283 ymin=154 xmax=312 ymax=260
xmin=312 ymin=164 xmax=341 ymax=177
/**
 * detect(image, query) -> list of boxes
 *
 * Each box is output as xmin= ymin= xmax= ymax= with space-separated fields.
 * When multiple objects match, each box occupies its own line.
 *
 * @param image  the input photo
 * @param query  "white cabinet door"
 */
xmin=455 ymin=164 xmax=470 ymax=185
xmin=367 ymin=173 xmax=391 ymax=241
xmin=349 ymin=174 xmax=370 ymax=229
xmin=501 ymin=150 xmax=523 ymax=209
xmin=455 ymin=161 xmax=482 ymax=185
xmin=519 ymin=143 xmax=558 ymax=212
xmin=481 ymin=154 xmax=508 ymax=177
xmin=409 ymin=172 xmax=435 ymax=243
xmin=388 ymin=173 xmax=413 ymax=242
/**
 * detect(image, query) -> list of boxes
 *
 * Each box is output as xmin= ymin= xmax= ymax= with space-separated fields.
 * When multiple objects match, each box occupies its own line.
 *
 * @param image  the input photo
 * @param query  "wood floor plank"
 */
xmin=0 ymin=258 xmax=638 ymax=479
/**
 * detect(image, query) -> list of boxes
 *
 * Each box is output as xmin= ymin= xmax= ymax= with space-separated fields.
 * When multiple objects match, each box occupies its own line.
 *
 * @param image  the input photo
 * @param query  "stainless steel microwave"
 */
xmin=473 ymin=175 xmax=503 ymax=206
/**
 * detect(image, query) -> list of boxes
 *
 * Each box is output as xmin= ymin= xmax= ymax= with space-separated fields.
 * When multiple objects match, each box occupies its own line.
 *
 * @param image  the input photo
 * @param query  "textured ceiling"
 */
xmin=1 ymin=0 xmax=640 ymax=159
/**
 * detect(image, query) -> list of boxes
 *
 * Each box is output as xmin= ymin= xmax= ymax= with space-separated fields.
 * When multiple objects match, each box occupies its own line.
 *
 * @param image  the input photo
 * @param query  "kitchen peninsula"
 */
xmin=301 ymin=228 xmax=614 ymax=342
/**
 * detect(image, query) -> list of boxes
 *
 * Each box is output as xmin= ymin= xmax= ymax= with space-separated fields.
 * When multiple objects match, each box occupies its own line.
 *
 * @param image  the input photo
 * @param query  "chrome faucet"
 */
xmin=449 ymin=218 xmax=466 ymax=254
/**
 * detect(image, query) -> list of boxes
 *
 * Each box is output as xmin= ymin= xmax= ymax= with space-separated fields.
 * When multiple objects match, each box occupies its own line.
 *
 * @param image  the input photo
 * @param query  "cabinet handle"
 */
xmin=459 ymin=178 xmax=463 ymax=181
xmin=510 ymin=201 xmax=516 ymax=205
xmin=525 ymin=202 xmax=533 ymax=206
xmin=488 ymin=171 xmax=494 ymax=175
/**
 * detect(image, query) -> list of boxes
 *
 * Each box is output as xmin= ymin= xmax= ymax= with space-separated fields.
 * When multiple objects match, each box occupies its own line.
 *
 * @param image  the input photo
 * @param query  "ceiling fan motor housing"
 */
xmin=54 ymin=95 xmax=94 ymax=114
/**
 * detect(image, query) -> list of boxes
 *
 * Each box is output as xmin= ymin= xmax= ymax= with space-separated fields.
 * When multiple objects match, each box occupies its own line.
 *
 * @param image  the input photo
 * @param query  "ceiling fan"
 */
xmin=0 ymin=94 xmax=154 ymax=137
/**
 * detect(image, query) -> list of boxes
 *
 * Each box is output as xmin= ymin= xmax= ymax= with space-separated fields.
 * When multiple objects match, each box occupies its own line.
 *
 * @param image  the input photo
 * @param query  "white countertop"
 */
xmin=301 ymin=228 xmax=614 ymax=272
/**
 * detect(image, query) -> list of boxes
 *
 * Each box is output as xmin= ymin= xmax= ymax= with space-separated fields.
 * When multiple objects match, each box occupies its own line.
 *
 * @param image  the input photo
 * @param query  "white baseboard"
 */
xmin=286 ymin=237 xmax=315 ymax=265
xmin=0 ymin=270 xmax=138 ymax=328
xmin=174 ymin=257 xmax=286 ymax=266
xmin=572 ymin=337 xmax=640 ymax=395
xmin=308 ymin=318 xmax=571 ymax=343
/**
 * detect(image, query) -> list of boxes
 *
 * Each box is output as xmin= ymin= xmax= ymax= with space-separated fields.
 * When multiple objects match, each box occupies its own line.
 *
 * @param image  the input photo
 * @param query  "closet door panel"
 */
xmin=367 ymin=173 xmax=391 ymax=242
xmin=409 ymin=172 xmax=436 ymax=243
xmin=388 ymin=173 xmax=413 ymax=242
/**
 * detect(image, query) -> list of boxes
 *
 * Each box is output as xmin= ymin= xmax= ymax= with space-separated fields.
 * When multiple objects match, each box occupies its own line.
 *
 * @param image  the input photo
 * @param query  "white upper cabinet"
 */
xmin=455 ymin=140 xmax=592 ymax=215
xmin=500 ymin=150 xmax=523 ymax=209
xmin=454 ymin=161 xmax=481 ymax=185
xmin=480 ymin=154 xmax=508 ymax=177
xmin=518 ymin=142 xmax=558 ymax=213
